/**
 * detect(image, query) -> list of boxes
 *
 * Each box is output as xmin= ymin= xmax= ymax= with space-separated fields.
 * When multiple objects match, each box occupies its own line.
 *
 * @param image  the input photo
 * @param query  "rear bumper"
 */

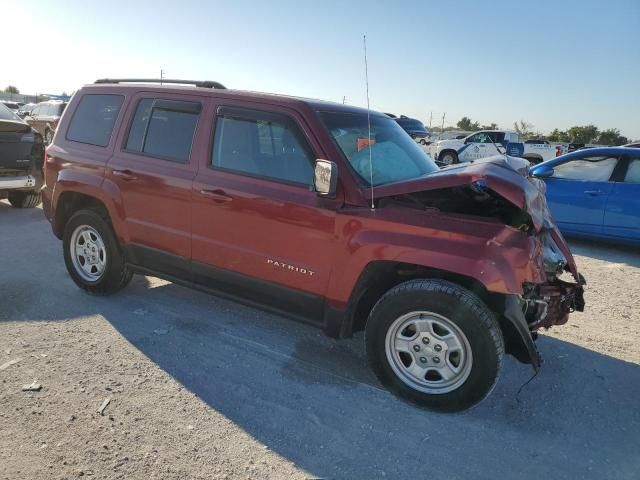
xmin=0 ymin=174 xmax=37 ymax=190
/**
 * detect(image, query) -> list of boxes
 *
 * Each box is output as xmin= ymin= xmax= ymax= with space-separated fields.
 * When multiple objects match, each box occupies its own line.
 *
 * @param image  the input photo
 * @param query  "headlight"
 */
xmin=542 ymin=233 xmax=566 ymax=276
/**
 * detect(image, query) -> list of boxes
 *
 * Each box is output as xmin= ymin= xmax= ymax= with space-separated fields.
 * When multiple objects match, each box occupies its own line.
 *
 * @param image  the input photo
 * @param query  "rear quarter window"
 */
xmin=66 ymin=94 xmax=124 ymax=147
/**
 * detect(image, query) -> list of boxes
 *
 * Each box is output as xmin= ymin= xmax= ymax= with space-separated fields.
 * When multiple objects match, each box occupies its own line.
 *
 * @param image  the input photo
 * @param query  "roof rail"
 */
xmin=94 ymin=78 xmax=227 ymax=89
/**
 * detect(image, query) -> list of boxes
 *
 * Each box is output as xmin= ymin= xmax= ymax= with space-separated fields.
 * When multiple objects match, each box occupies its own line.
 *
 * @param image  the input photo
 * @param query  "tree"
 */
xmin=481 ymin=123 xmax=498 ymax=130
xmin=513 ymin=120 xmax=542 ymax=140
xmin=566 ymin=125 xmax=599 ymax=144
xmin=457 ymin=116 xmax=480 ymax=131
xmin=4 ymin=85 xmax=19 ymax=94
xmin=548 ymin=129 xmax=570 ymax=142
xmin=597 ymin=128 xmax=628 ymax=146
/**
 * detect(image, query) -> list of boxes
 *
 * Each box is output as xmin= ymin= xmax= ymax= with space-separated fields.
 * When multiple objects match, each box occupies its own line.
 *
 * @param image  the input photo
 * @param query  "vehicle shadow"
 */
xmin=2 ymin=201 xmax=638 ymax=479
xmin=5 ymin=274 xmax=637 ymax=480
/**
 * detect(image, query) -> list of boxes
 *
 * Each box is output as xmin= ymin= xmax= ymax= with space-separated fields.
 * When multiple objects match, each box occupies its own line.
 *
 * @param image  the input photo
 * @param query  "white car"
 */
xmin=430 ymin=130 xmax=563 ymax=165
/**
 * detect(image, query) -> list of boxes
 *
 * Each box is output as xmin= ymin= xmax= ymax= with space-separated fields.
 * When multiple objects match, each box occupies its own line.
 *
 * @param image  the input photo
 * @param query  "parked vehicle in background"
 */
xmin=388 ymin=114 xmax=431 ymax=145
xmin=0 ymin=103 xmax=45 ymax=207
xmin=530 ymin=147 xmax=640 ymax=245
xmin=17 ymin=103 xmax=37 ymax=118
xmin=25 ymin=101 xmax=67 ymax=144
xmin=430 ymin=130 xmax=563 ymax=165
xmin=43 ymin=78 xmax=585 ymax=412
xmin=1 ymin=101 xmax=21 ymax=111
xmin=624 ymin=142 xmax=640 ymax=148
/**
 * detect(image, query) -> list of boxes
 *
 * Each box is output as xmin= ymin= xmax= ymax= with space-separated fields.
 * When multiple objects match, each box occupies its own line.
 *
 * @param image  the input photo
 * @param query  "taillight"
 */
xmin=555 ymin=145 xmax=563 ymax=157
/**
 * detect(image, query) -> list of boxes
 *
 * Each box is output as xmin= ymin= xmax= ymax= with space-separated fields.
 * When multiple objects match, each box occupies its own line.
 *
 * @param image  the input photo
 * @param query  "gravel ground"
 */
xmin=1 ymin=200 xmax=639 ymax=480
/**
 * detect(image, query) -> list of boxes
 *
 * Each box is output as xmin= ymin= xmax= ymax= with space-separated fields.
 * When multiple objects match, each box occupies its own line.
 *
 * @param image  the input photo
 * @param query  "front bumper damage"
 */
xmin=503 ymin=229 xmax=586 ymax=371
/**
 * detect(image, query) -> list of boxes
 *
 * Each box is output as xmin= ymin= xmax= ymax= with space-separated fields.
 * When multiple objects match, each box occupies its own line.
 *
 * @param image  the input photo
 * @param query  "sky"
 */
xmin=3 ymin=0 xmax=639 ymax=139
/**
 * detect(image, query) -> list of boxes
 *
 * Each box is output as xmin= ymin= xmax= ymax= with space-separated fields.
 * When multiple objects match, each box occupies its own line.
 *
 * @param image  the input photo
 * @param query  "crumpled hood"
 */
xmin=372 ymin=155 xmax=582 ymax=281
xmin=373 ymin=155 xmax=545 ymax=227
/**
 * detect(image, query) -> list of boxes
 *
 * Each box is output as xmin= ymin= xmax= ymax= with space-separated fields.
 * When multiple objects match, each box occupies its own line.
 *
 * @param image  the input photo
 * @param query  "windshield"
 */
xmin=396 ymin=119 xmax=428 ymax=132
xmin=319 ymin=111 xmax=438 ymax=186
xmin=0 ymin=103 xmax=22 ymax=121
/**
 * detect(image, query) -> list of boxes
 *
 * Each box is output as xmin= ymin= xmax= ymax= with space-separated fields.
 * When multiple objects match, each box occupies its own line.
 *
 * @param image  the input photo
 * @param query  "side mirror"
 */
xmin=531 ymin=164 xmax=554 ymax=178
xmin=314 ymin=159 xmax=338 ymax=197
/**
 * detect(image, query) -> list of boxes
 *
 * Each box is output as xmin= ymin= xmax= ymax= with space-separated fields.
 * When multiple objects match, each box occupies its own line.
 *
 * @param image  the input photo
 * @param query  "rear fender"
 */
xmin=53 ymin=169 xmax=127 ymax=243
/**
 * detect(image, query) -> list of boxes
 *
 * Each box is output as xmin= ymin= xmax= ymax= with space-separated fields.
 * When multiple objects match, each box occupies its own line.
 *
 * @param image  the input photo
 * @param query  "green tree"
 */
xmin=513 ymin=120 xmax=542 ymax=140
xmin=597 ymin=128 xmax=628 ymax=146
xmin=548 ymin=129 xmax=570 ymax=142
xmin=457 ymin=116 xmax=480 ymax=131
xmin=4 ymin=85 xmax=19 ymax=94
xmin=481 ymin=123 xmax=498 ymax=130
xmin=566 ymin=125 xmax=599 ymax=144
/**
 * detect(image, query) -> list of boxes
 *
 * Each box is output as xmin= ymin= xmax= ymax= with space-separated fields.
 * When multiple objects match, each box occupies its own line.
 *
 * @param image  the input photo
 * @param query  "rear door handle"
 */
xmin=200 ymin=188 xmax=232 ymax=203
xmin=112 ymin=169 xmax=137 ymax=181
xmin=584 ymin=190 xmax=601 ymax=196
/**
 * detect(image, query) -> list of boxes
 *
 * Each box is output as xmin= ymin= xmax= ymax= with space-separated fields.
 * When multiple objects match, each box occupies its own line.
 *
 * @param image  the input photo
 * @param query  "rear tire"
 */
xmin=63 ymin=209 xmax=133 ymax=295
xmin=8 ymin=190 xmax=41 ymax=208
xmin=365 ymin=279 xmax=504 ymax=412
xmin=440 ymin=151 xmax=458 ymax=165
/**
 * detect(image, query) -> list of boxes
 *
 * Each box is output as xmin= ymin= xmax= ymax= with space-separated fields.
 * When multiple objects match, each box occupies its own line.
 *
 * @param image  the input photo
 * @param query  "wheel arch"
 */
xmin=54 ymin=191 xmax=110 ymax=239
xmin=343 ymin=260 xmax=536 ymax=367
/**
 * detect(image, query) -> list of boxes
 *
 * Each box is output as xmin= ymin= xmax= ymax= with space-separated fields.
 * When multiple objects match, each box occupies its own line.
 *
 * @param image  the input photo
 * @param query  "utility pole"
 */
xmin=160 ymin=69 xmax=165 ymax=85
xmin=342 ymin=96 xmax=346 ymax=104
xmin=429 ymin=111 xmax=433 ymax=128
xmin=441 ymin=112 xmax=446 ymax=131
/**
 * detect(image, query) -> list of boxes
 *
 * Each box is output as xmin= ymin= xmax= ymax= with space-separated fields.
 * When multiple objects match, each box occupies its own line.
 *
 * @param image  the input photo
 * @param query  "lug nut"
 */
xmin=422 ymin=337 xmax=430 ymax=344
xmin=420 ymin=357 xmax=427 ymax=364
xmin=413 ymin=345 xmax=421 ymax=352
xmin=434 ymin=344 xmax=442 ymax=352
xmin=433 ymin=357 xmax=440 ymax=363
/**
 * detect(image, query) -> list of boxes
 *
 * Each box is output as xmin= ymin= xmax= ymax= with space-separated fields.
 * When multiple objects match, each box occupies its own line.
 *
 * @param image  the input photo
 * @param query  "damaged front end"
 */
xmin=373 ymin=155 xmax=586 ymax=370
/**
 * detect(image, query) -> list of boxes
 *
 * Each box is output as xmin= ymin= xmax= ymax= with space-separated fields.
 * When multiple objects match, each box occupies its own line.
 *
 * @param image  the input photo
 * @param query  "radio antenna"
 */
xmin=363 ymin=34 xmax=375 ymax=210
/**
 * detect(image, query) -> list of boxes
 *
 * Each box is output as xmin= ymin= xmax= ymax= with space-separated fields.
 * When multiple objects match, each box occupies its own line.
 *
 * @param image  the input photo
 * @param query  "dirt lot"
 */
xmin=1 ymin=200 xmax=638 ymax=480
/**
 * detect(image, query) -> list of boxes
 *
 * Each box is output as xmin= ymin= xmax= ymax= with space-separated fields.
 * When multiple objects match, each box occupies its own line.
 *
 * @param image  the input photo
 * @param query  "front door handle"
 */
xmin=200 ymin=188 xmax=232 ymax=203
xmin=584 ymin=190 xmax=601 ymax=196
xmin=112 ymin=169 xmax=137 ymax=181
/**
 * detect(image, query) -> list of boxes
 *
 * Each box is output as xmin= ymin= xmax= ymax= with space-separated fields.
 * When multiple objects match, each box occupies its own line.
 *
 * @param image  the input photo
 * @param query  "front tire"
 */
xmin=63 ymin=209 xmax=133 ymax=295
xmin=440 ymin=151 xmax=458 ymax=165
xmin=365 ymin=279 xmax=504 ymax=412
xmin=8 ymin=190 xmax=41 ymax=208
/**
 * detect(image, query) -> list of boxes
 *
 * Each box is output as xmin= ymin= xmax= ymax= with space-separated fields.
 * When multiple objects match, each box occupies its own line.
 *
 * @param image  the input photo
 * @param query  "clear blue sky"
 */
xmin=5 ymin=0 xmax=640 ymax=138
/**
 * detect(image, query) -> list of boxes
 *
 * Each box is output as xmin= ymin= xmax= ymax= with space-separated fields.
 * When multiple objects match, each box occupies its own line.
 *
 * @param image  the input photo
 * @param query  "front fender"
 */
xmin=326 ymin=213 xmax=546 ymax=308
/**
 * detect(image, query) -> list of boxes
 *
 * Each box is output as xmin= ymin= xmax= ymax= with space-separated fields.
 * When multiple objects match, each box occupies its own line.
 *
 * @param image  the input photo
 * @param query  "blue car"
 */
xmin=530 ymin=147 xmax=640 ymax=245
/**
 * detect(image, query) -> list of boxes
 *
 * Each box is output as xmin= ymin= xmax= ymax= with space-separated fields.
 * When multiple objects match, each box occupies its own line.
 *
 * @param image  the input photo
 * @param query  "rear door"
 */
xmin=603 ymin=155 xmax=640 ymax=242
xmin=106 ymin=92 xmax=209 ymax=277
xmin=543 ymin=155 xmax=619 ymax=235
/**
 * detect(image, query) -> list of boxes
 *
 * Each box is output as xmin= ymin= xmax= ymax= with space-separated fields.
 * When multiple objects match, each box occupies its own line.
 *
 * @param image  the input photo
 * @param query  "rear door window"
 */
xmin=124 ymin=98 xmax=200 ymax=163
xmin=552 ymin=156 xmax=618 ymax=181
xmin=66 ymin=94 xmax=124 ymax=147
xmin=623 ymin=158 xmax=640 ymax=183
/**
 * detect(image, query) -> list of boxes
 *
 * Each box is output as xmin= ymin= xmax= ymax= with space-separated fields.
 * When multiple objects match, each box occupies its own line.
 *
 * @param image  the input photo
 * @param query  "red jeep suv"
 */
xmin=42 ymin=79 xmax=585 ymax=411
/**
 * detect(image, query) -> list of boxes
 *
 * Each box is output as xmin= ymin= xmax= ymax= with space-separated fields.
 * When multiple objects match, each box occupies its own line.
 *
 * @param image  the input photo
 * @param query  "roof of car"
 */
xmin=536 ymin=146 xmax=639 ymax=168
xmin=81 ymin=82 xmax=385 ymax=117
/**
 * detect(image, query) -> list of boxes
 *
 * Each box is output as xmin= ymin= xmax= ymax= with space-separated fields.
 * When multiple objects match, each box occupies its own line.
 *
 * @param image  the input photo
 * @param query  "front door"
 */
xmin=106 ymin=92 xmax=209 ymax=277
xmin=191 ymin=103 xmax=339 ymax=321
xmin=458 ymin=131 xmax=502 ymax=162
xmin=544 ymin=154 xmax=619 ymax=236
